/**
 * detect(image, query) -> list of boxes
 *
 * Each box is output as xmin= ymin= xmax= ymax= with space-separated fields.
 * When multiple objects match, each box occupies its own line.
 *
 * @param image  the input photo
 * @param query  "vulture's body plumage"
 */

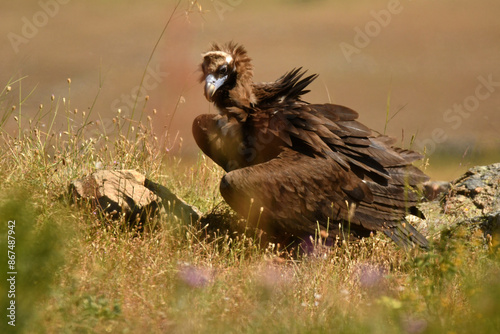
xmin=193 ymin=42 xmax=429 ymax=249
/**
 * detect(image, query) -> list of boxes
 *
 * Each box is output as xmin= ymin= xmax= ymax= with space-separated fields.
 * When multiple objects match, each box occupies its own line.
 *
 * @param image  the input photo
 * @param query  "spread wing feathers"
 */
xmin=253 ymin=101 xmax=429 ymax=187
xmin=220 ymin=148 xmax=428 ymax=248
xmin=254 ymin=68 xmax=319 ymax=104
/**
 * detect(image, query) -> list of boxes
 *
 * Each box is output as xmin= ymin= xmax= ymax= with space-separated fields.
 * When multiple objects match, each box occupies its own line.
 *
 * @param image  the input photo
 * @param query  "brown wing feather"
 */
xmin=220 ymin=148 xmax=381 ymax=243
xmin=219 ymin=145 xmax=428 ymax=249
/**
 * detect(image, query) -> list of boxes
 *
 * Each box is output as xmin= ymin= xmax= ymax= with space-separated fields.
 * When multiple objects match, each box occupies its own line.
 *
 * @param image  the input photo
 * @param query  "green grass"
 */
xmin=0 ymin=76 xmax=500 ymax=334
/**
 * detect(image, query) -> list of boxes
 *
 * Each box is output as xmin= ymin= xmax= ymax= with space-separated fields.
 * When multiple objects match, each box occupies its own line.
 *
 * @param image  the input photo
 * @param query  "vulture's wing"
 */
xmin=220 ymin=147 xmax=428 ymax=248
xmin=264 ymin=102 xmax=429 ymax=189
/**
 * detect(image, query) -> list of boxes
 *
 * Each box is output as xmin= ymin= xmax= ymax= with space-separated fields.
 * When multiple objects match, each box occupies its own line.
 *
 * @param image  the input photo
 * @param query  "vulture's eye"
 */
xmin=218 ymin=65 xmax=228 ymax=75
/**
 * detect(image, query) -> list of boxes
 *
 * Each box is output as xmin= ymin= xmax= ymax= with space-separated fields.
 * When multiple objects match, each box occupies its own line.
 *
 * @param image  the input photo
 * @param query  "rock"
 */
xmin=466 ymin=212 xmax=500 ymax=238
xmin=443 ymin=163 xmax=500 ymax=216
xmin=70 ymin=170 xmax=201 ymax=226
xmin=145 ymin=178 xmax=201 ymax=223
xmin=440 ymin=163 xmax=500 ymax=238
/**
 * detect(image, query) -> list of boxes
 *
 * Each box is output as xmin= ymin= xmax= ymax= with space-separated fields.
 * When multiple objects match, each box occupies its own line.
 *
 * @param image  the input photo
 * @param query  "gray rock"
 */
xmin=70 ymin=170 xmax=200 ymax=226
xmin=466 ymin=212 xmax=500 ymax=238
xmin=441 ymin=163 xmax=500 ymax=237
xmin=145 ymin=178 xmax=201 ymax=223
xmin=444 ymin=163 xmax=500 ymax=215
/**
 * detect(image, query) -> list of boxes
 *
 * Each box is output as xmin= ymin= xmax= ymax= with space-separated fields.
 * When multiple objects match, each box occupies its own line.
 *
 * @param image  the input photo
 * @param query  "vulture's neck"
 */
xmin=215 ymin=66 xmax=256 ymax=112
xmin=228 ymin=80 xmax=256 ymax=109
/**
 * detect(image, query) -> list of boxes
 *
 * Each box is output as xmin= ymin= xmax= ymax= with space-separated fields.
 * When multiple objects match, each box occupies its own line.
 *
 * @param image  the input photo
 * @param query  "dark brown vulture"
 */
xmin=193 ymin=42 xmax=429 ymax=249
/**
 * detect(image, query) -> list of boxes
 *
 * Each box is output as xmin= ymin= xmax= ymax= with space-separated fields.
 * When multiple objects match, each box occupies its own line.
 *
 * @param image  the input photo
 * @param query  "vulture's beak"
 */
xmin=204 ymin=73 xmax=227 ymax=101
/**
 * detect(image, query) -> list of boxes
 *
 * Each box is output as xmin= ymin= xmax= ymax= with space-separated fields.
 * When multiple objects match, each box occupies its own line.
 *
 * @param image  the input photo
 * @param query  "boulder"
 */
xmin=70 ymin=170 xmax=201 ymax=226
xmin=440 ymin=163 xmax=500 ymax=237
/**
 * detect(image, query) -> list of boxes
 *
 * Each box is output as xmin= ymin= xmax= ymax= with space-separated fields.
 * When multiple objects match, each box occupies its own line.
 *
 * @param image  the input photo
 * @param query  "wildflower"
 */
xmin=314 ymin=292 xmax=322 ymax=306
xmin=401 ymin=315 xmax=428 ymax=334
xmin=356 ymin=263 xmax=384 ymax=288
xmin=178 ymin=264 xmax=212 ymax=288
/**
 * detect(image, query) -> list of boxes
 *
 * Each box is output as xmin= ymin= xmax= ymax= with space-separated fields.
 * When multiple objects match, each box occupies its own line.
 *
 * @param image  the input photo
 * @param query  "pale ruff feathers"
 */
xmin=202 ymin=51 xmax=233 ymax=64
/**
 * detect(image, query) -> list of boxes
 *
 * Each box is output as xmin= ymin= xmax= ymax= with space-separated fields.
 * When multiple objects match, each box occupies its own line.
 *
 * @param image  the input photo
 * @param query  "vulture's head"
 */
xmin=200 ymin=42 xmax=256 ymax=109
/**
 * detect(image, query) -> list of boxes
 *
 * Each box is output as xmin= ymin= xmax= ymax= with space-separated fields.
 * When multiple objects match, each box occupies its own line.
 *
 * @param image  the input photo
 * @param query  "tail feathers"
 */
xmin=384 ymin=221 xmax=429 ymax=250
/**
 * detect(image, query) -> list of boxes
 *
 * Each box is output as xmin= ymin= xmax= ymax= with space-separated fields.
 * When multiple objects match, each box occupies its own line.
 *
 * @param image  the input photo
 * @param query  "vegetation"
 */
xmin=0 ymin=75 xmax=499 ymax=334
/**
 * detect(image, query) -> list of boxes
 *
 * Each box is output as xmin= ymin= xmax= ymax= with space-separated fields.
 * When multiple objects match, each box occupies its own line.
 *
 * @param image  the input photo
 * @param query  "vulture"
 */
xmin=193 ymin=42 xmax=429 ymax=250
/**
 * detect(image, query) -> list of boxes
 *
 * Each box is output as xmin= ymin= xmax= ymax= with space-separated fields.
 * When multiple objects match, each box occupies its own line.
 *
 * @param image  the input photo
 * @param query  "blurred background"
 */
xmin=2 ymin=0 xmax=499 ymax=180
